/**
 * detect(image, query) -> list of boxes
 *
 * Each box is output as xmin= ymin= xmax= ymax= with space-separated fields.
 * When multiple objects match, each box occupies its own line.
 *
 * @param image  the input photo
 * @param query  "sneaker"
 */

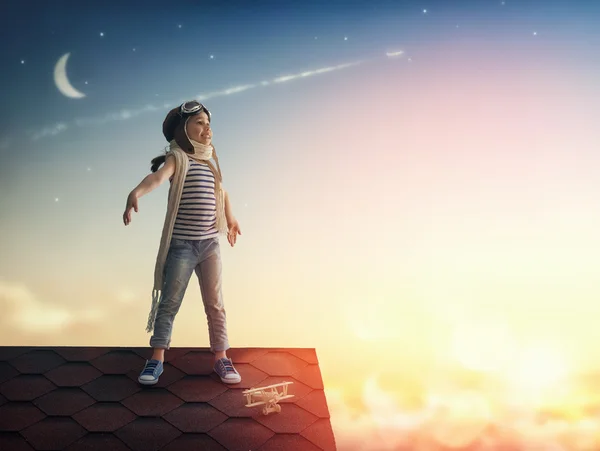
xmin=214 ymin=357 xmax=241 ymax=384
xmin=138 ymin=359 xmax=164 ymax=385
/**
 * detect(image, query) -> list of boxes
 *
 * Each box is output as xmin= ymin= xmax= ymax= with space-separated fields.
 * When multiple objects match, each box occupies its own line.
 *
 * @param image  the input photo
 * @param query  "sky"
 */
xmin=1 ymin=0 xmax=600 ymax=449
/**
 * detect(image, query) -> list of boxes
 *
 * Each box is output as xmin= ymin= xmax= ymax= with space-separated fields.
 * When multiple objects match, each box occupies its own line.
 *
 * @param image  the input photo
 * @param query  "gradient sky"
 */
xmin=2 ymin=1 xmax=600 ymax=448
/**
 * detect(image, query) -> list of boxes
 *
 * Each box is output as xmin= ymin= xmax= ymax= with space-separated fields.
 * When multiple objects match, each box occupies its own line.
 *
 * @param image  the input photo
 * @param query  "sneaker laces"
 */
xmin=142 ymin=361 xmax=159 ymax=375
xmin=220 ymin=358 xmax=237 ymax=374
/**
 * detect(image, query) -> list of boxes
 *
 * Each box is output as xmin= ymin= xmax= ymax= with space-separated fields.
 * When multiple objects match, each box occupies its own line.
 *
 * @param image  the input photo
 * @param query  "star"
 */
xmin=133 ymin=48 xmax=136 ymax=52
xmin=344 ymin=36 xmax=348 ymax=41
xmin=21 ymin=60 xmax=25 ymax=64
xmin=87 ymin=167 xmax=91 ymax=172
xmin=533 ymin=31 xmax=537 ymax=36
xmin=314 ymin=36 xmax=318 ymax=40
xmin=501 ymin=1 xmax=505 ymax=4
xmin=84 ymin=81 xmax=88 ymax=85
xmin=210 ymin=54 xmax=214 ymax=59
xmin=54 ymin=198 xmax=59 ymax=202
xmin=456 ymin=25 xmax=459 ymax=28
xmin=423 ymin=9 xmax=427 ymax=14
xmin=178 ymin=24 xmax=182 ymax=28
xmin=99 ymin=32 xmax=104 ymax=37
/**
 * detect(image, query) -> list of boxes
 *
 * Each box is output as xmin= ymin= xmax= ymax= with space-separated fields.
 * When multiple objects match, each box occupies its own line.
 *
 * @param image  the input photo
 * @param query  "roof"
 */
xmin=0 ymin=346 xmax=337 ymax=451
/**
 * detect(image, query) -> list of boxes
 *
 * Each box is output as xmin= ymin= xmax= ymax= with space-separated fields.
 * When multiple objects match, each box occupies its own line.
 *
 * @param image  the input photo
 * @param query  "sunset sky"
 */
xmin=1 ymin=0 xmax=600 ymax=448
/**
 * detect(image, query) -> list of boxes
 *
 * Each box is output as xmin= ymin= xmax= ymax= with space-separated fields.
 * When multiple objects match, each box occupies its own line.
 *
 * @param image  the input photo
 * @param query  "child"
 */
xmin=123 ymin=100 xmax=242 ymax=385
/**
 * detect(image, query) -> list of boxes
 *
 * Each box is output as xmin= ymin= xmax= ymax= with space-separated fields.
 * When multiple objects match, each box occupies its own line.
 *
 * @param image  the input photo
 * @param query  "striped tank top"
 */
xmin=171 ymin=159 xmax=219 ymax=240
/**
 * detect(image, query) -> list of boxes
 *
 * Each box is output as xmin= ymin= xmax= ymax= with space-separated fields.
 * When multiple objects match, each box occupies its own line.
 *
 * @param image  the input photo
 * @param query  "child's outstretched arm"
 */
xmin=123 ymin=155 xmax=175 ymax=226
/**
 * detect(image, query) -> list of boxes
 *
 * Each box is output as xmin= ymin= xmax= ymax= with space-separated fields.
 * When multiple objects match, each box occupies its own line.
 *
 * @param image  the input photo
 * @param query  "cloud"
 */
xmin=198 ymin=84 xmax=257 ymax=100
xmin=386 ymin=50 xmax=404 ymax=58
xmin=28 ymin=59 xmax=365 ymax=141
xmin=0 ymin=280 xmax=154 ymax=346
xmin=327 ymin=375 xmax=600 ymax=450
xmin=326 ymin=387 xmax=384 ymax=451
xmin=0 ymin=280 xmax=106 ymax=334
xmin=115 ymin=288 xmax=137 ymax=304
xmin=30 ymin=122 xmax=68 ymax=141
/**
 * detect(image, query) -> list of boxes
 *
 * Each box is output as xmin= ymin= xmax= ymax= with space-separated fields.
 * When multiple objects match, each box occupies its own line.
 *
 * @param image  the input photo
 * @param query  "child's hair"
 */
xmin=150 ymin=153 xmax=167 ymax=173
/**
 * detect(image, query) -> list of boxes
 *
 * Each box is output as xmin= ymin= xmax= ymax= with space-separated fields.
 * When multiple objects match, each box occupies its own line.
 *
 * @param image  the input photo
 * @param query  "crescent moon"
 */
xmin=54 ymin=53 xmax=86 ymax=99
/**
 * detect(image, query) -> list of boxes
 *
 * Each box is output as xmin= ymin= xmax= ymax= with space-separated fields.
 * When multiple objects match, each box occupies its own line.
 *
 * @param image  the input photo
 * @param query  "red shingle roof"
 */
xmin=0 ymin=347 xmax=337 ymax=450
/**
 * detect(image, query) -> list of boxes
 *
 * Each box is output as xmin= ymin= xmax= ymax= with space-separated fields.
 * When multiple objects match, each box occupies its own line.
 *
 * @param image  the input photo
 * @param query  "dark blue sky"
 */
xmin=0 ymin=0 xmax=599 ymax=160
xmin=3 ymin=0 xmax=598 ymax=129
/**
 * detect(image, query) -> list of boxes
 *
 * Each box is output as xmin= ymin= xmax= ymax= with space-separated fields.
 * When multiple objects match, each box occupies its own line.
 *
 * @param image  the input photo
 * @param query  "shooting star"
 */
xmin=29 ymin=59 xmax=370 ymax=141
xmin=386 ymin=50 xmax=404 ymax=58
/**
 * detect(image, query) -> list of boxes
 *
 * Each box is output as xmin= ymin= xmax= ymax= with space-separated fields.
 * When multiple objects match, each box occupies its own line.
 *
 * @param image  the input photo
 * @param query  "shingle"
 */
xmin=34 ymin=387 xmax=96 ymax=416
xmin=226 ymin=348 xmax=269 ymax=363
xmin=258 ymin=434 xmax=323 ymax=451
xmin=0 ymin=374 xmax=56 ymax=401
xmin=0 ymin=346 xmax=338 ymax=450
xmin=73 ymin=402 xmax=136 ymax=432
xmin=114 ymin=417 xmax=182 ymax=451
xmin=121 ymin=388 xmax=184 ymax=416
xmin=287 ymin=349 xmax=319 ymax=365
xmin=214 ymin=363 xmax=268 ymax=389
xmin=166 ymin=375 xmax=227 ymax=402
xmin=90 ymin=350 xmax=145 ymax=374
xmin=125 ymin=362 xmax=185 ymax=388
xmin=296 ymin=389 xmax=331 ymax=418
xmin=45 ymin=362 xmax=102 ymax=387
xmin=0 ymin=347 xmax=30 ymax=361
xmin=301 ymin=418 xmax=337 ymax=451
xmin=65 ymin=432 xmax=131 ymax=451
xmin=169 ymin=350 xmax=215 ymax=375
xmin=292 ymin=364 xmax=324 ymax=389
xmin=0 ymin=432 xmax=35 ymax=450
xmin=82 ymin=374 xmax=140 ymax=402
xmin=0 ymin=361 xmax=19 ymax=384
xmin=10 ymin=349 xmax=66 ymax=374
xmin=209 ymin=418 xmax=275 ymax=451
xmin=21 ymin=417 xmax=87 ymax=450
xmin=251 ymin=352 xmax=309 ymax=376
xmin=163 ymin=402 xmax=228 ymax=432
xmin=0 ymin=402 xmax=46 ymax=431
xmin=161 ymin=433 xmax=227 ymax=451
xmin=54 ymin=347 xmax=112 ymax=362
xmin=209 ymin=388 xmax=255 ymax=418
xmin=129 ymin=347 xmax=154 ymax=361
xmin=255 ymin=403 xmax=318 ymax=433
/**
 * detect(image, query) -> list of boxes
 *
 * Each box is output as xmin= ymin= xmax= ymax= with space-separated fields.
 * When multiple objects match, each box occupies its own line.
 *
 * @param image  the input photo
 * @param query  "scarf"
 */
xmin=145 ymin=137 xmax=227 ymax=333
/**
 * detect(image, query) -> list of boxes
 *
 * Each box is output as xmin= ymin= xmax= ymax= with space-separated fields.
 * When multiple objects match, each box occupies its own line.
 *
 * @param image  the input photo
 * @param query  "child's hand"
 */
xmin=123 ymin=192 xmax=138 ymax=226
xmin=227 ymin=219 xmax=241 ymax=247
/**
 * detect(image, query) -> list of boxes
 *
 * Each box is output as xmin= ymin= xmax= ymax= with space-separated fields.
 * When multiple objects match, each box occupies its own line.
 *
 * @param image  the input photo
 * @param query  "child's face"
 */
xmin=186 ymin=112 xmax=212 ymax=145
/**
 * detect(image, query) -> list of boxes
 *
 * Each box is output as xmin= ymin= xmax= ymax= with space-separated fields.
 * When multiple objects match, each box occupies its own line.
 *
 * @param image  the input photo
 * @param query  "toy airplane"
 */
xmin=243 ymin=381 xmax=294 ymax=415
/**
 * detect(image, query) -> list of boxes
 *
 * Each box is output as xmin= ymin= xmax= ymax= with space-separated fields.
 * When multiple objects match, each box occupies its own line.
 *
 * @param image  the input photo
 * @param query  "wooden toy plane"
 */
xmin=243 ymin=381 xmax=294 ymax=415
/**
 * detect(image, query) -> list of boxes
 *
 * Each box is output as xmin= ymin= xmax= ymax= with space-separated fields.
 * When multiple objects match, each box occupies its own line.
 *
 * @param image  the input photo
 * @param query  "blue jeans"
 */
xmin=150 ymin=236 xmax=230 ymax=352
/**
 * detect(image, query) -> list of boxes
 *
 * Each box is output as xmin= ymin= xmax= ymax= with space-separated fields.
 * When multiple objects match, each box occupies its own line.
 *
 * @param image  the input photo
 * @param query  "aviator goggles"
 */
xmin=179 ymin=100 xmax=211 ymax=121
